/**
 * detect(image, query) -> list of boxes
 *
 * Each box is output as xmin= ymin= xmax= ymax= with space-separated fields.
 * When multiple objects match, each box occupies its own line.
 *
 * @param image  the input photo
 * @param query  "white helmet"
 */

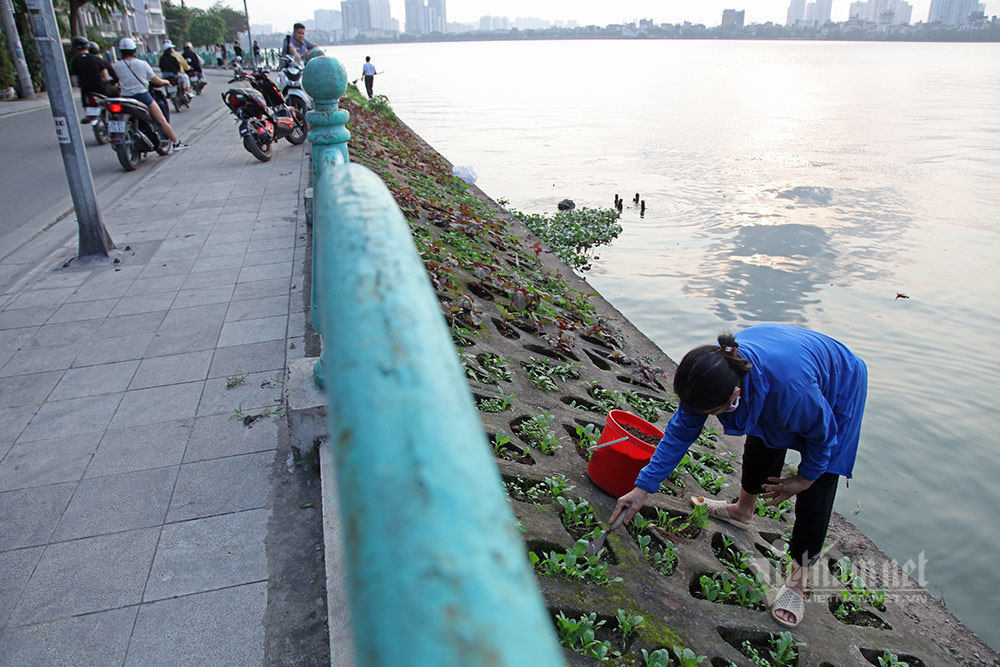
xmin=119 ymin=37 xmax=136 ymax=50
xmin=162 ymin=39 xmax=175 ymax=49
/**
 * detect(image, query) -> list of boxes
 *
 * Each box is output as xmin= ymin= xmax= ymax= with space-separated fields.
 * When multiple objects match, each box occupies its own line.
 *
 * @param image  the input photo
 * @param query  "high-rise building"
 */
xmin=928 ymin=0 xmax=979 ymax=23
xmin=405 ymin=0 xmax=428 ymax=34
xmin=372 ymin=0 xmax=392 ymax=30
xmin=314 ymin=10 xmax=341 ymax=32
xmin=849 ymin=0 xmax=913 ymax=23
xmin=342 ymin=0 xmax=372 ymax=31
xmin=721 ymin=9 xmax=745 ymax=28
xmin=805 ymin=0 xmax=833 ymax=25
xmin=786 ymin=0 xmax=807 ymax=25
xmin=427 ymin=0 xmax=447 ymax=31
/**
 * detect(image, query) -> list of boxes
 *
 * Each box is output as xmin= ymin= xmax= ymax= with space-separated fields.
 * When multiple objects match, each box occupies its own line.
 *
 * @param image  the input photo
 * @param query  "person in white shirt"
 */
xmin=362 ymin=56 xmax=377 ymax=99
xmin=112 ymin=38 xmax=188 ymax=151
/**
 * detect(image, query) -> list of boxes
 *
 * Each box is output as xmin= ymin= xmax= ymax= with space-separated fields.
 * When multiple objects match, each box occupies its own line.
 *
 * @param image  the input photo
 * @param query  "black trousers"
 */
xmin=741 ymin=435 xmax=839 ymax=566
xmin=364 ymin=75 xmax=374 ymax=98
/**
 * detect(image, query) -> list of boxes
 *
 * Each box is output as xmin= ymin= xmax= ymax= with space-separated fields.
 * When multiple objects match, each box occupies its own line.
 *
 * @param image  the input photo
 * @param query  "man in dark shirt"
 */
xmin=70 ymin=36 xmax=114 ymax=122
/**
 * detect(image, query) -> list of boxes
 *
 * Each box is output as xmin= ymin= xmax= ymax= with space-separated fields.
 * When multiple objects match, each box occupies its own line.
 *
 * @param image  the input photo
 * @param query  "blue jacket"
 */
xmin=634 ymin=324 xmax=867 ymax=493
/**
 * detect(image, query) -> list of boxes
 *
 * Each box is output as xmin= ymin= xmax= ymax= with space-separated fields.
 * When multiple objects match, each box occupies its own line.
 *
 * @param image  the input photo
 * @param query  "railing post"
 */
xmin=313 ymin=162 xmax=566 ymax=666
xmin=302 ymin=54 xmax=350 ymax=390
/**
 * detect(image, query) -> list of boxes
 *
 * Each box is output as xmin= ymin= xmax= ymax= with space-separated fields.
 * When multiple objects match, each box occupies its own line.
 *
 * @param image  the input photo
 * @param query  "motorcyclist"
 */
xmin=112 ymin=37 xmax=188 ymax=151
xmin=182 ymin=42 xmax=205 ymax=92
xmin=88 ymin=41 xmax=118 ymax=88
xmin=158 ymin=40 xmax=191 ymax=96
xmin=70 ymin=36 xmax=116 ymax=119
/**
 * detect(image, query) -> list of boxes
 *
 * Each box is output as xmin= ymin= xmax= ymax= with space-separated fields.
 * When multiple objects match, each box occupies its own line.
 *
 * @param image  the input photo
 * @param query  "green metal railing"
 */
xmin=301 ymin=54 xmax=566 ymax=666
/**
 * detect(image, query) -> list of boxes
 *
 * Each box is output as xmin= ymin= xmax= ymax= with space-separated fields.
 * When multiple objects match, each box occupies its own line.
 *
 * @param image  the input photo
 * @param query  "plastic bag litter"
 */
xmin=452 ymin=165 xmax=477 ymax=185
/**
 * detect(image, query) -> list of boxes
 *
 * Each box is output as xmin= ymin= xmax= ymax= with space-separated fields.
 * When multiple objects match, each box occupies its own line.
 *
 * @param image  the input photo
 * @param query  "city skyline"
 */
xmin=183 ymin=0 xmax=998 ymax=34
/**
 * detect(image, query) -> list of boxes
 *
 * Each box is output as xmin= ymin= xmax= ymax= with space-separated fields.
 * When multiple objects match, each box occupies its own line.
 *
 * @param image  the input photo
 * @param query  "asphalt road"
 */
xmin=0 ymin=69 xmax=235 ymax=249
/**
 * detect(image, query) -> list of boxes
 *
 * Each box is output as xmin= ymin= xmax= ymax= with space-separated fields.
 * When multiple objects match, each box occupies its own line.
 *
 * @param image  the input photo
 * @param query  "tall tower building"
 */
xmin=342 ymin=0 xmax=372 ymax=31
xmin=786 ymin=0 xmax=807 ymax=25
xmin=427 ymin=0 xmax=446 ymax=31
xmin=405 ymin=0 xmax=428 ymax=34
xmin=372 ymin=0 xmax=392 ymax=30
xmin=721 ymin=9 xmax=745 ymax=28
xmin=314 ymin=9 xmax=343 ymax=32
xmin=928 ymin=0 xmax=978 ymax=23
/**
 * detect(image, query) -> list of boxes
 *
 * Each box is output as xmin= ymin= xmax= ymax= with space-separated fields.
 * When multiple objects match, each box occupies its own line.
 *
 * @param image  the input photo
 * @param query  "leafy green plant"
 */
xmin=651 ymin=504 xmax=709 ymax=539
xmin=878 ymin=650 xmax=909 ymax=667
xmin=588 ymin=381 xmax=624 ymax=413
xmin=477 ymin=352 xmax=513 ymax=382
xmin=478 ymin=393 xmax=514 ymax=413
xmin=623 ymin=391 xmax=674 ymax=423
xmin=226 ymin=373 xmax=248 ymax=389
xmin=504 ymin=475 xmax=572 ymax=502
xmin=696 ymin=451 xmax=735 ymax=474
xmin=545 ymin=474 xmax=572 ymax=497
xmin=640 ymin=648 xmax=673 ymax=667
xmin=755 ymin=497 xmax=792 ymax=521
xmin=510 ymin=206 xmax=623 ymax=271
xmin=615 ymin=609 xmax=644 ymax=650
xmin=575 ymin=423 xmax=600 ymax=451
xmin=529 ymin=539 xmax=622 ymax=585
xmin=672 ymin=646 xmax=708 ymax=667
xmin=517 ymin=411 xmax=562 ymax=454
xmin=365 ymin=93 xmax=396 ymax=119
xmin=556 ymin=496 xmax=599 ymax=534
xmin=698 ymin=570 xmax=768 ymax=610
xmin=769 ymin=631 xmax=805 ymax=666
xmin=636 ymin=530 xmax=678 ymax=576
xmin=869 ymin=587 xmax=888 ymax=611
xmin=521 ymin=357 xmax=581 ymax=391
xmin=492 ymin=430 xmax=513 ymax=456
xmin=554 ymin=612 xmax=620 ymax=660
xmin=696 ymin=426 xmax=719 ymax=449
xmin=682 ymin=456 xmax=727 ymax=495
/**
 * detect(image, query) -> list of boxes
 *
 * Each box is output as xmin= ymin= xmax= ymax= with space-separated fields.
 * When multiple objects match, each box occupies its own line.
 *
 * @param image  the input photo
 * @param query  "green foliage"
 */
xmin=623 ymin=391 xmax=674 ymax=423
xmin=554 ymin=612 xmax=620 ymax=660
xmin=478 ymin=393 xmax=514 ymax=413
xmin=672 ymin=646 xmax=708 ymax=667
xmin=755 ymin=497 xmax=792 ymax=521
xmin=366 ymin=93 xmax=396 ymax=119
xmin=12 ymin=1 xmax=43 ymax=91
xmin=0 ymin=34 xmax=15 ymax=90
xmin=163 ymin=0 xmax=192 ymax=44
xmin=209 ymin=1 xmax=247 ymax=42
xmin=588 ymin=381 xmax=624 ymax=412
xmin=631 ymin=517 xmax=679 ymax=576
xmin=878 ymin=650 xmax=909 ymax=667
xmin=503 ymin=474 xmax=572 ymax=502
xmin=641 ymin=648 xmax=673 ymax=667
xmin=521 ymin=357 xmax=580 ymax=391
xmin=699 ymin=570 xmax=768 ymax=610
xmin=556 ymin=496 xmax=598 ymax=534
xmin=739 ymin=632 xmax=803 ymax=667
xmin=517 ymin=411 xmax=561 ymax=454
xmin=491 ymin=430 xmax=512 ymax=456
xmin=511 ymin=206 xmax=623 ymax=271
xmin=530 ymin=539 xmax=621 ymax=586
xmin=575 ymin=423 xmax=600 ymax=452
xmin=614 ymin=609 xmax=644 ymax=649
xmin=681 ymin=456 xmax=727 ymax=495
xmin=189 ymin=13 xmax=226 ymax=48
xmin=477 ymin=352 xmax=513 ymax=382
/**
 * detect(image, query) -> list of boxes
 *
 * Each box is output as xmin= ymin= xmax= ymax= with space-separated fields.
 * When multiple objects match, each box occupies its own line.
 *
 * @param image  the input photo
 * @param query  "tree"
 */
xmin=209 ymin=2 xmax=246 ymax=42
xmin=188 ymin=13 xmax=225 ymax=48
xmin=66 ymin=0 xmax=128 ymax=40
xmin=163 ymin=0 xmax=192 ymax=44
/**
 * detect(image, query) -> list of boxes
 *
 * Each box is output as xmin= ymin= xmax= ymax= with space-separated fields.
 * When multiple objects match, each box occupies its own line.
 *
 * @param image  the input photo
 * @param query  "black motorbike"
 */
xmin=222 ymin=65 xmax=306 ymax=163
xmin=106 ymin=87 xmax=172 ymax=171
xmin=190 ymin=70 xmax=207 ymax=95
xmin=81 ymin=92 xmax=109 ymax=145
xmin=163 ymin=73 xmax=191 ymax=112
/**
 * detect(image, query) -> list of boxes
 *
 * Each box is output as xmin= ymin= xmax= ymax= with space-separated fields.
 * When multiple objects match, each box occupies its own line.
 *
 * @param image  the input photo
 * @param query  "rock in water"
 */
xmin=558 ymin=199 xmax=576 ymax=211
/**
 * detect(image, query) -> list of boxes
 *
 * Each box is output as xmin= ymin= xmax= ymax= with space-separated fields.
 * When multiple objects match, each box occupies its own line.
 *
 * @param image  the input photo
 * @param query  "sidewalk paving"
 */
xmin=0 ymin=98 xmax=314 ymax=664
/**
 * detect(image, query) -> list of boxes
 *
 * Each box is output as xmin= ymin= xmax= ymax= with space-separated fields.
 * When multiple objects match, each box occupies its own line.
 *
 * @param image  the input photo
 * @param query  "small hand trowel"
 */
xmin=585 ymin=512 xmax=627 ymax=557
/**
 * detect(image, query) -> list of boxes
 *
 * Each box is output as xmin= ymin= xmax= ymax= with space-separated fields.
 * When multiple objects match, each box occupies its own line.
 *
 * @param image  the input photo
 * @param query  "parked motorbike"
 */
xmin=277 ymin=56 xmax=311 ymax=123
xmin=81 ymin=92 xmax=109 ymax=145
xmin=222 ymin=65 xmax=307 ymax=163
xmin=164 ymin=73 xmax=190 ymax=112
xmin=106 ymin=87 xmax=172 ymax=171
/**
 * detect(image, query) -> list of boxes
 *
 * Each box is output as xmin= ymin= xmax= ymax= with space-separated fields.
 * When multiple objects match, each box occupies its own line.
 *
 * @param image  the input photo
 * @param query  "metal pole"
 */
xmin=0 ymin=0 xmax=33 ymax=98
xmin=242 ymin=0 xmax=255 ymax=69
xmin=25 ymin=0 xmax=114 ymax=260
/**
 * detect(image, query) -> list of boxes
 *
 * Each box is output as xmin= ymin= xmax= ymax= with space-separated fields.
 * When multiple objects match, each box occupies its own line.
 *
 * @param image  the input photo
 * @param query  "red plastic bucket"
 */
xmin=587 ymin=410 xmax=664 ymax=497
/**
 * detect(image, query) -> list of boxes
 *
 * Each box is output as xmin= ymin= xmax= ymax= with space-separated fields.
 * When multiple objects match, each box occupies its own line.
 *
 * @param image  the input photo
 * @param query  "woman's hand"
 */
xmin=609 ymin=487 xmax=648 ymax=527
xmin=760 ymin=474 xmax=814 ymax=505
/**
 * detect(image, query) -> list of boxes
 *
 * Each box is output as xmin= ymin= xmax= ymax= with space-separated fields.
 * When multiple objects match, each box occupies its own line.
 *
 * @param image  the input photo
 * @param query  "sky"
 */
xmin=186 ymin=0 xmax=999 ymax=33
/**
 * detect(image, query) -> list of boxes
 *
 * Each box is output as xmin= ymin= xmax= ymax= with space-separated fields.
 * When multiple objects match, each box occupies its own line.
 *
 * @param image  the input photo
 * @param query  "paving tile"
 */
xmin=9 ymin=528 xmax=159 ymax=625
xmin=0 ymin=483 xmax=75 ymax=551
xmin=45 ymin=298 xmax=118 ymax=324
xmin=86 ymin=419 xmax=191 ymax=478
xmin=49 ymin=360 xmax=139 ymax=401
xmin=183 ymin=412 xmax=278 ymax=463
xmin=123 ymin=274 xmax=187 ymax=297
xmin=243 ymin=247 xmax=295 ymax=267
xmin=0 ymin=342 xmax=85 ymax=377
xmin=217 ymin=315 xmax=287 ymax=348
xmin=109 ymin=292 xmax=176 ymax=318
xmin=224 ymin=295 xmax=289 ymax=323
xmin=74 ymin=332 xmax=154 ymax=367
xmin=0 ymin=433 xmax=101 ymax=492
xmin=181 ymin=267 xmax=241 ymax=291
xmin=0 ymin=305 xmax=59 ymax=331
xmin=208 ymin=339 xmax=286 ymax=378
xmin=0 ymin=326 xmax=37 ymax=358
xmin=138 ymin=259 xmax=198 ymax=280
xmin=145 ymin=509 xmax=269 ymax=601
xmin=246 ymin=236 xmax=295 ymax=253
xmin=95 ymin=310 xmax=167 ymax=337
xmin=190 ymin=253 xmax=245 ymax=273
xmin=23 ymin=319 xmax=102 ymax=349
xmin=167 ymin=452 xmax=272 ymax=522
xmin=237 ymin=261 xmax=292 ymax=284
xmin=110 ymin=382 xmax=204 ymax=429
xmin=197 ymin=371 xmax=282 ymax=417
xmin=30 ymin=270 xmax=92 ymax=290
xmin=287 ymin=336 xmax=306 ymax=360
xmin=129 ymin=350 xmax=213 ymax=390
xmin=159 ymin=302 xmax=228 ymax=331
xmin=4 ymin=287 xmax=76 ymax=311
xmin=171 ymin=285 xmax=235 ymax=309
xmin=144 ymin=323 xmax=221 ymax=358
xmin=0 ymin=405 xmax=39 ymax=444
xmin=126 ymin=582 xmax=266 ymax=666
xmin=0 ymin=546 xmax=44 ymax=630
xmin=199 ymin=241 xmax=249 ymax=259
xmin=231 ymin=277 xmax=292 ymax=301
xmin=18 ymin=393 xmax=122 ymax=443
xmin=52 ymin=466 xmax=176 ymax=541
xmin=0 ymin=605 xmax=136 ymax=665
xmin=0 ymin=371 xmax=62 ymax=407
xmin=64 ymin=278 xmax=132 ymax=303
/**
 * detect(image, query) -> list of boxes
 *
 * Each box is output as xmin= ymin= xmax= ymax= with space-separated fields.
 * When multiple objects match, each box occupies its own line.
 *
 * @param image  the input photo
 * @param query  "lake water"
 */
xmin=325 ymin=39 xmax=1000 ymax=647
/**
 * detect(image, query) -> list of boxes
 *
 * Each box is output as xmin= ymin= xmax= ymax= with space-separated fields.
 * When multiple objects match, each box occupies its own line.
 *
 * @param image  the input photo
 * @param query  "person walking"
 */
xmin=113 ymin=38 xmax=189 ymax=151
xmin=361 ymin=56 xmax=377 ymax=99
xmin=253 ymin=40 xmax=261 ymax=64
xmin=214 ymin=44 xmax=222 ymax=67
xmin=609 ymin=323 xmax=867 ymax=629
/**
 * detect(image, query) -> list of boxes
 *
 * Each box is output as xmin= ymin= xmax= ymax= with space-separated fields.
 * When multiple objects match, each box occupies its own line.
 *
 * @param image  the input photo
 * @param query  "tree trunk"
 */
xmin=68 ymin=0 xmax=81 ymax=37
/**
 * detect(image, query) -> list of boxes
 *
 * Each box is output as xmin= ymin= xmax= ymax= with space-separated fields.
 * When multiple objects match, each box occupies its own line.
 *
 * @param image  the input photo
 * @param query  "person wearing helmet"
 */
xmin=70 ymin=36 xmax=116 ymax=106
xmin=158 ymin=40 xmax=191 ymax=96
xmin=181 ymin=42 xmax=205 ymax=93
xmin=113 ymin=37 xmax=189 ymax=151
xmin=88 ymin=41 xmax=119 ymax=87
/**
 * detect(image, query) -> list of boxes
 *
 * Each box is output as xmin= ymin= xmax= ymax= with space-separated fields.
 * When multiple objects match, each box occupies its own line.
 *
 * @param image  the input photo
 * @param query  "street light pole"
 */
xmin=242 ymin=0 xmax=255 ymax=69
xmin=0 ymin=0 xmax=33 ymax=98
xmin=25 ymin=0 xmax=114 ymax=261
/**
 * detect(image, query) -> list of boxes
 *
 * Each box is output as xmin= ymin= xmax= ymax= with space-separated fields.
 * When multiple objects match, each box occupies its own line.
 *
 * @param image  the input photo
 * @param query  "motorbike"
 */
xmin=222 ymin=65 xmax=307 ymax=163
xmin=277 ymin=56 xmax=311 ymax=123
xmin=164 ymin=73 xmax=191 ymax=112
xmin=81 ymin=92 xmax=109 ymax=145
xmin=189 ymin=70 xmax=207 ymax=96
xmin=106 ymin=87 xmax=172 ymax=171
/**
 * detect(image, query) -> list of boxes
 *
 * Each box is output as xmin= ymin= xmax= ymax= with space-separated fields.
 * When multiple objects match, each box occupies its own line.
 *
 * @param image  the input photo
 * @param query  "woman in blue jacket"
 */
xmin=609 ymin=323 xmax=867 ymax=628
